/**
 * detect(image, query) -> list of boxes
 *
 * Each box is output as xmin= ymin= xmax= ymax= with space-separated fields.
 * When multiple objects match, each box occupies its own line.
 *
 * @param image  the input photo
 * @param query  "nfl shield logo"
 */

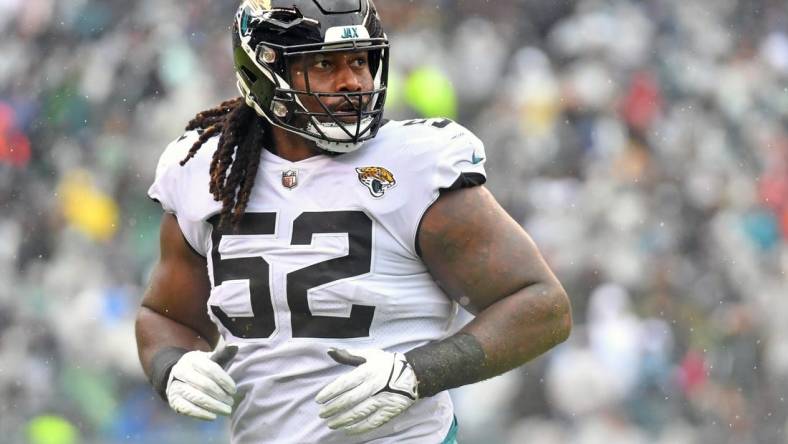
xmin=282 ymin=170 xmax=298 ymax=189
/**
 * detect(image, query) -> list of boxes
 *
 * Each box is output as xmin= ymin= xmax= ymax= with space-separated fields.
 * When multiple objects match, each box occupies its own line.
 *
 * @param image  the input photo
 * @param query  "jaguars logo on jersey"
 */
xmin=356 ymin=166 xmax=396 ymax=198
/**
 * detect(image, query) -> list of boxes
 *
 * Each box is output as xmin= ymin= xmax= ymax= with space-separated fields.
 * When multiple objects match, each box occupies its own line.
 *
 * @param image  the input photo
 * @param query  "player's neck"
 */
xmin=269 ymin=127 xmax=322 ymax=162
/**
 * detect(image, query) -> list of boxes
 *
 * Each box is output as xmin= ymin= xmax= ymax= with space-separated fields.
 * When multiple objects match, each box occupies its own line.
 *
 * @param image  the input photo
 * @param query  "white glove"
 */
xmin=166 ymin=345 xmax=238 ymax=421
xmin=315 ymin=348 xmax=419 ymax=435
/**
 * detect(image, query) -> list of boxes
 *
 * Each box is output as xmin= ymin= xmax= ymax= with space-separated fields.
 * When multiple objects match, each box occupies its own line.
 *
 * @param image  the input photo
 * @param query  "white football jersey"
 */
xmin=148 ymin=118 xmax=487 ymax=444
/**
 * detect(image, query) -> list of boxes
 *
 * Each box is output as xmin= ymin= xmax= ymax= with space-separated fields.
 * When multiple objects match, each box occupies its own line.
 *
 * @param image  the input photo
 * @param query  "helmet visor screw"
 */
xmin=260 ymin=46 xmax=277 ymax=64
xmin=273 ymin=101 xmax=288 ymax=117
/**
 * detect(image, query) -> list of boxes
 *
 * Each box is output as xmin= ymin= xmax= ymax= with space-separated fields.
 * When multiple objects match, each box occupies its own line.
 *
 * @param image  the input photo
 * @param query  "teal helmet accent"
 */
xmin=232 ymin=0 xmax=389 ymax=153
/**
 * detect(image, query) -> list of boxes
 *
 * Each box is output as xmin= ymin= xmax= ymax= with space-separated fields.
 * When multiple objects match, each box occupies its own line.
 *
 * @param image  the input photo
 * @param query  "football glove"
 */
xmin=315 ymin=348 xmax=419 ymax=435
xmin=166 ymin=345 xmax=238 ymax=421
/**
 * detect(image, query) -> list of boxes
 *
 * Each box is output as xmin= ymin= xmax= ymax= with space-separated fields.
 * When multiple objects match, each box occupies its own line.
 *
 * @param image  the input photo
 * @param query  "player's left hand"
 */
xmin=315 ymin=348 xmax=419 ymax=435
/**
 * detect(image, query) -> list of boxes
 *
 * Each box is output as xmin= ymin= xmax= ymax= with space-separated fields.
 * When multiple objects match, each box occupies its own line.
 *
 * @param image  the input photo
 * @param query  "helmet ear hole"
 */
xmin=240 ymin=66 xmax=258 ymax=83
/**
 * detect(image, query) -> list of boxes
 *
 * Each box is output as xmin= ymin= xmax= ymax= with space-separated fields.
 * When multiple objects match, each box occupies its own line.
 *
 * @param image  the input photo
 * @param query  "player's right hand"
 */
xmin=166 ymin=345 xmax=238 ymax=420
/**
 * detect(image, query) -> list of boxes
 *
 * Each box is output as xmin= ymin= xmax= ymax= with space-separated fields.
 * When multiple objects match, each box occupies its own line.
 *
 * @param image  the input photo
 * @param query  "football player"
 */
xmin=135 ymin=0 xmax=572 ymax=442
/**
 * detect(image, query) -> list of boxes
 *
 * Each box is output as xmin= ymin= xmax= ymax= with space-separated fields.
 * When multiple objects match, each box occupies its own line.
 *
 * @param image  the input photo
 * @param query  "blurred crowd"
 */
xmin=1 ymin=0 xmax=786 ymax=443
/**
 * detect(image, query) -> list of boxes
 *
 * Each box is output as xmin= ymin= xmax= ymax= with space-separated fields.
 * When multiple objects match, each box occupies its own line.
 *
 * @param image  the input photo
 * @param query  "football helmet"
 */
xmin=232 ymin=0 xmax=389 ymax=153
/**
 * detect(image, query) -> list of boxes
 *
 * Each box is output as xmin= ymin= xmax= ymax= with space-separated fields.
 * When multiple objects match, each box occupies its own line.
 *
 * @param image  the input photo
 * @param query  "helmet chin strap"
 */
xmin=315 ymin=139 xmax=364 ymax=154
xmin=308 ymin=118 xmax=376 ymax=153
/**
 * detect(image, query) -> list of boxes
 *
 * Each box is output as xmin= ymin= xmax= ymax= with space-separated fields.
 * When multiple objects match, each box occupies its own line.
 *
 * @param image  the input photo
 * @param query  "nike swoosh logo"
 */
xmin=471 ymin=153 xmax=484 ymax=164
xmin=394 ymin=360 xmax=409 ymax=381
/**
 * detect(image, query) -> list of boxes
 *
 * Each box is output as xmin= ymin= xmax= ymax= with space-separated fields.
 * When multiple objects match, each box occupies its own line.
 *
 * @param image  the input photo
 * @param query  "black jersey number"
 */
xmin=208 ymin=211 xmax=374 ymax=339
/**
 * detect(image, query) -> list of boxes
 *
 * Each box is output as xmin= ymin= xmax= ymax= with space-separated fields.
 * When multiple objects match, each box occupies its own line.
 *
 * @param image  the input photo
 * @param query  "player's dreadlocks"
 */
xmin=179 ymin=97 xmax=266 ymax=229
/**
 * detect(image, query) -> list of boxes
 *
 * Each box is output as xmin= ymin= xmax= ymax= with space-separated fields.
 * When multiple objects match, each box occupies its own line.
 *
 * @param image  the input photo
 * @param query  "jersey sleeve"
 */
xmin=433 ymin=125 xmax=487 ymax=192
xmin=405 ymin=121 xmax=488 ymax=257
xmin=147 ymin=131 xmax=212 ymax=255
xmin=147 ymin=132 xmax=198 ymax=214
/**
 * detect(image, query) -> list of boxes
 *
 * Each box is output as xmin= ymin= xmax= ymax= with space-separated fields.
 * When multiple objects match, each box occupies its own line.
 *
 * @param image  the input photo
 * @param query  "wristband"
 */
xmin=150 ymin=347 xmax=189 ymax=400
xmin=404 ymin=333 xmax=487 ymax=398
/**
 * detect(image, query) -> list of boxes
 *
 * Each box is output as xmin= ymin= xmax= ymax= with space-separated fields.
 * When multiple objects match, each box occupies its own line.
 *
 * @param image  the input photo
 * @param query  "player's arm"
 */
xmin=315 ymin=185 xmax=571 ymax=434
xmin=407 ymin=184 xmax=572 ymax=396
xmin=136 ymin=212 xmax=217 ymax=377
xmin=135 ymin=213 xmax=236 ymax=420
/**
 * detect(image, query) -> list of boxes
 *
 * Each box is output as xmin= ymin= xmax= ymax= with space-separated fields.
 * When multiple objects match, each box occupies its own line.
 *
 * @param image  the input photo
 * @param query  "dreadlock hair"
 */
xmin=180 ymin=97 xmax=267 ymax=230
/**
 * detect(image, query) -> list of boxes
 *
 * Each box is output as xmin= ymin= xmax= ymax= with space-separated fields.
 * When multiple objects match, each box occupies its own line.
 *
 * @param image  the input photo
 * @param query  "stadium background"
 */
xmin=1 ymin=0 xmax=787 ymax=442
